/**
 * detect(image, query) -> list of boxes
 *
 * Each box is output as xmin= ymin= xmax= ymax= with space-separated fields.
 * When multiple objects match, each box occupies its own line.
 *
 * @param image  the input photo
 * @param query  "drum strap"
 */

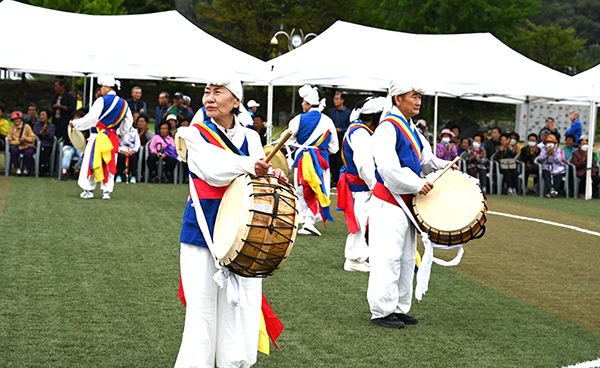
xmin=188 ymin=178 xmax=242 ymax=307
xmin=389 ymin=191 xmax=464 ymax=301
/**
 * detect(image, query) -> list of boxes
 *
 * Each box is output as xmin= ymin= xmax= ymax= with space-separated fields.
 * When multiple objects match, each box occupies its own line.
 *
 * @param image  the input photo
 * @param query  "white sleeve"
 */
xmin=349 ymin=129 xmax=377 ymax=189
xmin=73 ymin=98 xmax=104 ymax=130
xmin=372 ymin=122 xmax=426 ymax=195
xmin=283 ymin=115 xmax=301 ymax=142
xmin=179 ymin=126 xmax=257 ymax=187
xmin=117 ymin=108 xmax=134 ymax=138
xmin=325 ymin=116 xmax=339 ymax=154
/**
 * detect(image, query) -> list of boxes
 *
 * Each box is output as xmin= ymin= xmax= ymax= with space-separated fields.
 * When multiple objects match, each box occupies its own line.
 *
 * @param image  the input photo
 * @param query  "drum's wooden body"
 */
xmin=263 ymin=145 xmax=289 ymax=177
xmin=214 ymin=174 xmax=298 ymax=277
xmin=412 ymin=170 xmax=487 ymax=246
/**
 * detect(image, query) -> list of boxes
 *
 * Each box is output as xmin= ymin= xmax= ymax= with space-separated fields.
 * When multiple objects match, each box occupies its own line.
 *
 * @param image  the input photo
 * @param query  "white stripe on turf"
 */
xmin=559 ymin=358 xmax=600 ymax=368
xmin=488 ymin=211 xmax=600 ymax=238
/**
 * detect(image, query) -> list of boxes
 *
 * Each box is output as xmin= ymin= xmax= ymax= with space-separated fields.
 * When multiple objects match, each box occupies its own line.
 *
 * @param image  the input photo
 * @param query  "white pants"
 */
xmin=294 ymin=168 xmax=330 ymax=226
xmin=367 ymin=197 xmax=417 ymax=319
xmin=175 ymin=244 xmax=262 ymax=368
xmin=78 ymin=133 xmax=116 ymax=193
xmin=344 ymin=191 xmax=370 ymax=263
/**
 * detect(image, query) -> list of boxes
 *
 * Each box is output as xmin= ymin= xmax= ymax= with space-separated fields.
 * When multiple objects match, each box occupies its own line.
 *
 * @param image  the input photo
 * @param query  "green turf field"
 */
xmin=0 ymin=177 xmax=599 ymax=367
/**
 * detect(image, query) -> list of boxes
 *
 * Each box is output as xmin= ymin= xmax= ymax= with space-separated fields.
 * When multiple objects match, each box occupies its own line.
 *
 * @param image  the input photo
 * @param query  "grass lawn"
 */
xmin=1 ymin=177 xmax=599 ymax=367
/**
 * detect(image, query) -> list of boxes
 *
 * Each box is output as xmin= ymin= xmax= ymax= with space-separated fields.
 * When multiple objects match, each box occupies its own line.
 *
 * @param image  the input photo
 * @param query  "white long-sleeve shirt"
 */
xmin=73 ymin=90 xmax=132 ymax=138
xmin=346 ymin=126 xmax=377 ymax=190
xmin=372 ymin=106 xmax=449 ymax=195
xmin=284 ymin=108 xmax=339 ymax=154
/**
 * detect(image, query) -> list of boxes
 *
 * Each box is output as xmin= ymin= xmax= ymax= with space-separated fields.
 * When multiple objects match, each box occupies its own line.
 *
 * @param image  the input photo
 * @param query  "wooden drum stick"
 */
xmin=432 ymin=156 xmax=461 ymax=184
xmin=265 ymin=130 xmax=293 ymax=164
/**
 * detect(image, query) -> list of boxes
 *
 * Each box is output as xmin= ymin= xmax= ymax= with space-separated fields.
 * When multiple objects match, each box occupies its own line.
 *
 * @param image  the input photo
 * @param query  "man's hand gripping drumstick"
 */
xmin=254 ymin=130 xmax=293 ymax=181
xmin=419 ymin=156 xmax=461 ymax=196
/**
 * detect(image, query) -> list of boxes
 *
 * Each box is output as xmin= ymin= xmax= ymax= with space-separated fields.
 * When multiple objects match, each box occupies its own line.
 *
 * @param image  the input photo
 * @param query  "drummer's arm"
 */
xmin=373 ymin=122 xmax=426 ymax=195
xmin=117 ymin=108 xmax=134 ymax=138
xmin=326 ymin=116 xmax=339 ymax=154
xmin=72 ymin=98 xmax=104 ymax=130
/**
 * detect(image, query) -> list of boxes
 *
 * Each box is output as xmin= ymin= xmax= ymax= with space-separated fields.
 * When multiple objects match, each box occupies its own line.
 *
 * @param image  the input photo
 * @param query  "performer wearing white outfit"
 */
xmin=336 ymin=97 xmax=387 ymax=273
xmin=367 ymin=81 xmax=451 ymax=329
xmin=283 ymin=85 xmax=338 ymax=236
xmin=175 ymin=74 xmax=286 ymax=368
xmin=71 ymin=74 xmax=132 ymax=200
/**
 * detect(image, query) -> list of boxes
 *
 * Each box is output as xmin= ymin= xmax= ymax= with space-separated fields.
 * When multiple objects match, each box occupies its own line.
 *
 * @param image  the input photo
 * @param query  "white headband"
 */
xmin=380 ymin=80 xmax=425 ymax=122
xmin=205 ymin=72 xmax=253 ymax=127
xmin=97 ymin=74 xmax=121 ymax=90
xmin=350 ymin=96 xmax=387 ymax=123
xmin=298 ymin=84 xmax=320 ymax=106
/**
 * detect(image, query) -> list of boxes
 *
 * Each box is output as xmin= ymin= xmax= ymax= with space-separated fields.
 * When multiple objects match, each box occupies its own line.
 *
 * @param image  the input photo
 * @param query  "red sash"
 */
xmin=337 ymin=173 xmax=368 ymax=234
xmin=373 ymin=181 xmax=412 ymax=208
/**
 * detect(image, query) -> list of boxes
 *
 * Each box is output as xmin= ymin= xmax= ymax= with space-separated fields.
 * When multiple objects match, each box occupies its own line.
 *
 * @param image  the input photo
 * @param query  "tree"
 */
xmin=358 ymin=0 xmax=540 ymax=39
xmin=508 ymin=20 xmax=587 ymax=74
xmin=28 ymin=0 xmax=127 ymax=14
xmin=194 ymin=0 xmax=358 ymax=60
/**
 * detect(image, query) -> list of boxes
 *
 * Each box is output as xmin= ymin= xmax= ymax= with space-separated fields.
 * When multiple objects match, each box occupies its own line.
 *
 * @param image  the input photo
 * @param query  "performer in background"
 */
xmin=71 ymin=74 xmax=132 ymax=200
xmin=337 ymin=96 xmax=386 ymax=273
xmin=175 ymin=73 xmax=286 ymax=368
xmin=283 ymin=85 xmax=338 ymax=236
xmin=367 ymin=81 xmax=452 ymax=329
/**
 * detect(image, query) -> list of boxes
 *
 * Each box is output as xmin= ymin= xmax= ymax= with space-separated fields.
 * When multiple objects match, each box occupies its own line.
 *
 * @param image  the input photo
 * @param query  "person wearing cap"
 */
xmin=166 ymin=114 xmax=179 ymax=135
xmin=167 ymin=92 xmax=193 ymax=126
xmin=8 ymin=111 xmax=36 ymax=176
xmin=337 ymin=96 xmax=386 ymax=273
xmin=247 ymin=100 xmax=260 ymax=118
xmin=435 ymin=128 xmax=458 ymax=161
xmin=572 ymin=136 xmax=599 ymax=198
xmin=538 ymin=117 xmax=561 ymax=144
xmin=247 ymin=114 xmax=267 ymax=146
xmin=367 ymin=82 xmax=452 ymax=329
xmin=175 ymin=73 xmax=287 ymax=368
xmin=566 ymin=110 xmax=582 ymax=147
xmin=538 ymin=133 xmax=566 ymax=198
xmin=49 ymin=79 xmax=77 ymax=142
xmin=70 ymin=74 xmax=133 ymax=200
xmin=282 ymin=84 xmax=338 ymax=236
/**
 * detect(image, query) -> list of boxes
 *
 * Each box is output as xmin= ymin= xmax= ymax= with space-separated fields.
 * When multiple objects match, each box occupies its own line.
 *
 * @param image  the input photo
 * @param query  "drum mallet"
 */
xmin=265 ymin=130 xmax=293 ymax=164
xmin=432 ymin=156 xmax=461 ymax=184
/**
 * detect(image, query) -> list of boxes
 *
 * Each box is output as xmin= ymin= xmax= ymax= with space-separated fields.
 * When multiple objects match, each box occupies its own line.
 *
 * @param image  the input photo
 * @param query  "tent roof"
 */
xmin=261 ymin=21 xmax=576 ymax=104
xmin=0 ymin=0 xmax=268 ymax=83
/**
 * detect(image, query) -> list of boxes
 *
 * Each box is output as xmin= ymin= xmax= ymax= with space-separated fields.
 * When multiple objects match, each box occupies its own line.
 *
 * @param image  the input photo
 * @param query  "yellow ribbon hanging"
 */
xmin=301 ymin=151 xmax=331 ymax=208
xmin=258 ymin=311 xmax=270 ymax=355
xmin=91 ymin=131 xmax=114 ymax=183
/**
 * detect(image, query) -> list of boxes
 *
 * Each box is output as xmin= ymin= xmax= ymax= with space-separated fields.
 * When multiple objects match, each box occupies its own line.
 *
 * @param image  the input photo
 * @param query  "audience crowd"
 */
xmin=2 ymin=81 xmax=599 ymax=198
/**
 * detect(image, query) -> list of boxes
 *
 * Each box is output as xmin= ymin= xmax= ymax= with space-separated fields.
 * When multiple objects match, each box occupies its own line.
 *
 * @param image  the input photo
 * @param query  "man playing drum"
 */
xmin=367 ymin=81 xmax=453 ymax=329
xmin=70 ymin=74 xmax=133 ymax=200
xmin=337 ymin=97 xmax=387 ymax=273
xmin=175 ymin=73 xmax=286 ymax=368
xmin=283 ymin=85 xmax=338 ymax=236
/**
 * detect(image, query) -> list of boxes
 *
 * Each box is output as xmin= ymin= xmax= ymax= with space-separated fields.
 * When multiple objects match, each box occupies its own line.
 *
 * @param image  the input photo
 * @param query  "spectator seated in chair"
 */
xmin=538 ymin=134 xmax=566 ymax=198
xmin=509 ymin=132 xmax=521 ymax=154
xmin=8 ymin=111 xmax=36 ymax=176
xmin=33 ymin=109 xmax=55 ymax=175
xmin=520 ymin=133 xmax=541 ymax=195
xmin=461 ymin=133 xmax=488 ymax=193
xmin=561 ymin=134 xmax=577 ymax=162
xmin=495 ymin=133 xmax=519 ymax=196
xmin=457 ymin=136 xmax=471 ymax=156
xmin=148 ymin=121 xmax=178 ymax=183
xmin=571 ymin=136 xmax=599 ymax=199
xmin=116 ymin=125 xmax=141 ymax=184
xmin=436 ymin=128 xmax=458 ymax=160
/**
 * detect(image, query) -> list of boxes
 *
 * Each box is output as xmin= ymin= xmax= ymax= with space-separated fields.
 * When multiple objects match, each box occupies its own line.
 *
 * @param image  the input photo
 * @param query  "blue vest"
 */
xmin=374 ymin=115 xmax=423 ymax=185
xmin=343 ymin=123 xmax=373 ymax=192
xmin=293 ymin=111 xmax=332 ymax=167
xmin=91 ymin=94 xmax=128 ymax=133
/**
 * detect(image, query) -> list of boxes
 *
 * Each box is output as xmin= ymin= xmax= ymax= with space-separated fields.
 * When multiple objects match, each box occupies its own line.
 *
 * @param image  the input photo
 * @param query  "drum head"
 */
xmin=213 ymin=175 xmax=254 ymax=264
xmin=68 ymin=126 xmax=87 ymax=152
xmin=263 ymin=145 xmax=288 ymax=176
xmin=174 ymin=132 xmax=188 ymax=163
xmin=415 ymin=170 xmax=484 ymax=232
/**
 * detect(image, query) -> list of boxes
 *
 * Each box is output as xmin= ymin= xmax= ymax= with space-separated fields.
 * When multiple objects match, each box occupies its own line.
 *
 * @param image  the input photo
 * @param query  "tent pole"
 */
xmin=433 ymin=92 xmax=438 ymax=143
xmin=525 ymin=97 xmax=530 ymax=139
xmin=267 ymin=82 xmax=274 ymax=144
xmin=291 ymin=86 xmax=296 ymax=114
xmin=83 ymin=76 xmax=88 ymax=107
xmin=88 ymin=76 xmax=94 ymax=109
xmin=585 ymin=98 xmax=596 ymax=200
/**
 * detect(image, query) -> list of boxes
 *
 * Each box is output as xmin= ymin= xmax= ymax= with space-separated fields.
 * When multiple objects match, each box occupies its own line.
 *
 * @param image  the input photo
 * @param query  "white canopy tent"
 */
xmin=0 ymin=0 xmax=269 ymax=99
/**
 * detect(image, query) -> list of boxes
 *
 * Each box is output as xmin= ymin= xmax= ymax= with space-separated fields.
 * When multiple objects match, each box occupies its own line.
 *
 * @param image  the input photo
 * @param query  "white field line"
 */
xmin=488 ymin=211 xmax=600 ymax=238
xmin=559 ymin=358 xmax=600 ymax=368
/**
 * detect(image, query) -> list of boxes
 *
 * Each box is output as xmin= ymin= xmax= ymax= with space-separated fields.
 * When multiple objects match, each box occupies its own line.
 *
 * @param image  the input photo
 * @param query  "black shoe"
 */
xmin=61 ymin=172 xmax=68 ymax=181
xmin=371 ymin=314 xmax=405 ymax=329
xmin=394 ymin=313 xmax=418 ymax=325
